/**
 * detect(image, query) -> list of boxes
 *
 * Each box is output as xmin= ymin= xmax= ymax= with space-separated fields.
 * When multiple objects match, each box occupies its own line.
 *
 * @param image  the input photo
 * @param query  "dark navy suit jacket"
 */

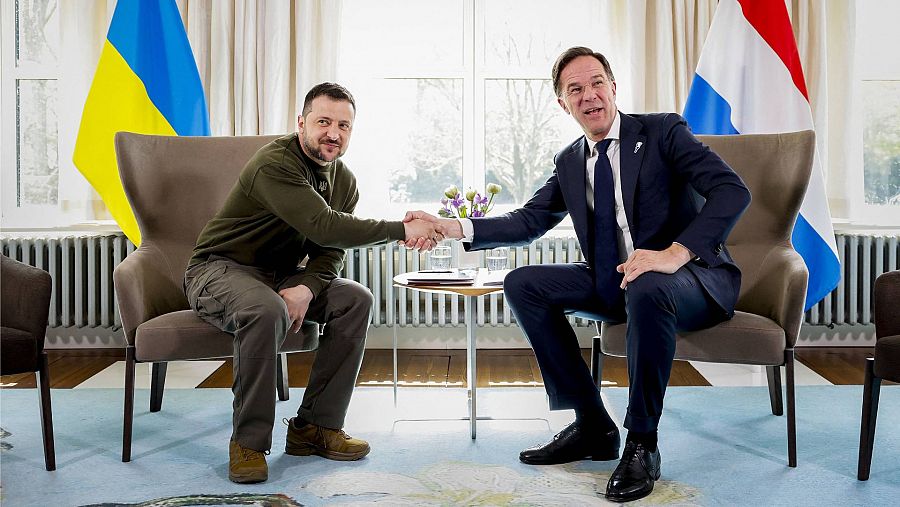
xmin=469 ymin=112 xmax=751 ymax=316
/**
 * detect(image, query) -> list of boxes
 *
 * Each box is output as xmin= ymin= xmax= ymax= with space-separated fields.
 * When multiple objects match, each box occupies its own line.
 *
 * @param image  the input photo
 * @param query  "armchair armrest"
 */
xmin=0 ymin=255 xmax=52 ymax=346
xmin=737 ymin=245 xmax=808 ymax=347
xmin=113 ymin=246 xmax=189 ymax=346
xmin=874 ymin=270 xmax=900 ymax=339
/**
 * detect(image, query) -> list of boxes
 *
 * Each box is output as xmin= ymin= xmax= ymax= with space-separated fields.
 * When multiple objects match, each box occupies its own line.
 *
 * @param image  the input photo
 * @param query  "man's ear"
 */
xmin=557 ymin=97 xmax=570 ymax=115
xmin=297 ymin=114 xmax=304 ymax=133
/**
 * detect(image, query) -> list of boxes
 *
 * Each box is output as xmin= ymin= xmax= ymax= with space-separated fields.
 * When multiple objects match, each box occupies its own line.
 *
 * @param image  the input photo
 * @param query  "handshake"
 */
xmin=400 ymin=210 xmax=465 ymax=251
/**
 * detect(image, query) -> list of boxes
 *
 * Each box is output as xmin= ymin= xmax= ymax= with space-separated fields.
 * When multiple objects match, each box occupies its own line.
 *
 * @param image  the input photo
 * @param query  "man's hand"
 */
xmin=616 ymin=243 xmax=694 ymax=289
xmin=278 ymin=284 xmax=314 ymax=333
xmin=399 ymin=210 xmax=464 ymax=249
xmin=403 ymin=218 xmax=442 ymax=251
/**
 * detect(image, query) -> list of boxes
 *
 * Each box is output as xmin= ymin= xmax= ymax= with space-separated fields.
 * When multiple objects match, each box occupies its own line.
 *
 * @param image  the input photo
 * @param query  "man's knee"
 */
xmin=234 ymin=294 xmax=291 ymax=336
xmin=503 ymin=266 xmax=540 ymax=303
xmin=625 ymin=272 xmax=676 ymax=314
xmin=338 ymin=280 xmax=375 ymax=313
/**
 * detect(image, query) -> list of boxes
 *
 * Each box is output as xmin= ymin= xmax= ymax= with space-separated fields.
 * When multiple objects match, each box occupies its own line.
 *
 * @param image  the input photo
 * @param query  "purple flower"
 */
xmin=451 ymin=193 xmax=465 ymax=208
xmin=471 ymin=209 xmax=484 ymax=218
xmin=475 ymin=193 xmax=488 ymax=206
xmin=440 ymin=197 xmax=449 ymax=206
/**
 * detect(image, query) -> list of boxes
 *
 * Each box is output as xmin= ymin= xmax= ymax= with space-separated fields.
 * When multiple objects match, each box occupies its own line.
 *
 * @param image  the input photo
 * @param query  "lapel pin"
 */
xmin=634 ymin=141 xmax=643 ymax=154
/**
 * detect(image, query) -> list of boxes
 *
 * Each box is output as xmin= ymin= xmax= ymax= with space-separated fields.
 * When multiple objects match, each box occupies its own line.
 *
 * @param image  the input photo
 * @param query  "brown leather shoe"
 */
xmin=284 ymin=417 xmax=370 ymax=461
xmin=229 ymin=439 xmax=268 ymax=483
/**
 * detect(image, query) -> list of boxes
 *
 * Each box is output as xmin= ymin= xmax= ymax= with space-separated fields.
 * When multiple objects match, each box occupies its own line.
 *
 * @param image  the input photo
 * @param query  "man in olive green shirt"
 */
xmin=185 ymin=83 xmax=438 ymax=483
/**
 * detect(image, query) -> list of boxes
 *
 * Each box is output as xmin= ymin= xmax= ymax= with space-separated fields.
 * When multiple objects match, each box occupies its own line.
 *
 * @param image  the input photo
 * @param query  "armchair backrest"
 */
xmin=114 ymin=133 xmax=280 ymax=309
xmin=697 ymin=131 xmax=815 ymax=338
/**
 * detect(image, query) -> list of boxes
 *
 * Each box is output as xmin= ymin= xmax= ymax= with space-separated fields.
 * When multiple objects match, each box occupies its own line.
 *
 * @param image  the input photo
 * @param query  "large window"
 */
xmin=1 ymin=0 xmax=61 ymax=225
xmin=338 ymin=0 xmax=588 ymax=220
xmin=857 ymin=0 xmax=900 ymax=219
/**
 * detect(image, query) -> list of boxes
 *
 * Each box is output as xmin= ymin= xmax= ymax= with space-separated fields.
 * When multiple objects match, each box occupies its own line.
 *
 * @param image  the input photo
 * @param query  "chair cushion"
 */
xmin=874 ymin=335 xmax=900 ymax=382
xmin=134 ymin=310 xmax=319 ymax=362
xmin=600 ymin=311 xmax=787 ymax=366
xmin=0 ymin=327 xmax=39 ymax=374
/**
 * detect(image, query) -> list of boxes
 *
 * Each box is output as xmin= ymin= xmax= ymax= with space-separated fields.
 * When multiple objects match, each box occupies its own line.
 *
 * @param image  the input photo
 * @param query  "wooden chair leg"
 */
xmin=858 ymin=357 xmax=881 ymax=481
xmin=38 ymin=352 xmax=56 ymax=471
xmin=785 ymin=349 xmax=797 ymax=467
xmin=766 ymin=365 xmax=784 ymax=416
xmin=591 ymin=335 xmax=604 ymax=390
xmin=150 ymin=362 xmax=167 ymax=412
xmin=277 ymin=353 xmax=290 ymax=401
xmin=123 ymin=346 xmax=136 ymax=462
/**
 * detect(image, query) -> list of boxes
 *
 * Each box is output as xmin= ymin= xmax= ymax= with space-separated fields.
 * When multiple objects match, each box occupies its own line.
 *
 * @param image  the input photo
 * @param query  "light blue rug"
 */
xmin=1 ymin=385 xmax=898 ymax=506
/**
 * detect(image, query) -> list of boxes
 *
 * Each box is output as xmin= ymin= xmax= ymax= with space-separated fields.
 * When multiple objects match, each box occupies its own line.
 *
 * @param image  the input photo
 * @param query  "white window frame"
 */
xmin=0 ymin=0 xmax=72 ymax=229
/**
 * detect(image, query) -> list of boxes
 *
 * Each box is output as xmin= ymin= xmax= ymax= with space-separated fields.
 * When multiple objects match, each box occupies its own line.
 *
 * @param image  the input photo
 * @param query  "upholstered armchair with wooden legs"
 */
xmin=858 ymin=269 xmax=900 ymax=480
xmin=113 ymin=133 xmax=320 ymax=462
xmin=591 ymin=130 xmax=815 ymax=468
xmin=0 ymin=254 xmax=55 ymax=471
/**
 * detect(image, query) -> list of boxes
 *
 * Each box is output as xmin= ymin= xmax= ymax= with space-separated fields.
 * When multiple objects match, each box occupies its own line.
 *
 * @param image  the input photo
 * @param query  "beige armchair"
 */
xmin=113 ymin=133 xmax=320 ymax=462
xmin=592 ymin=130 xmax=815 ymax=468
xmin=858 ymin=269 xmax=900 ymax=480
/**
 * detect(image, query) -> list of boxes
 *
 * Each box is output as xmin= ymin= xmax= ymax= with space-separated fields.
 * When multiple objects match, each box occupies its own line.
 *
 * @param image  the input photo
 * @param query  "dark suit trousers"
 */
xmin=503 ymin=262 xmax=724 ymax=433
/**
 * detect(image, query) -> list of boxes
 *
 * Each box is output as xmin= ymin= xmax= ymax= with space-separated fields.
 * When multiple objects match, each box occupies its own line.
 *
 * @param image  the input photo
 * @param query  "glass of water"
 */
xmin=486 ymin=247 xmax=509 ymax=271
xmin=430 ymin=245 xmax=452 ymax=270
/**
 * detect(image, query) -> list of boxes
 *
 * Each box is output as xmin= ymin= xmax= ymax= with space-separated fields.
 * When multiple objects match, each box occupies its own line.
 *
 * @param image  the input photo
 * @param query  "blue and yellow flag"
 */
xmin=73 ymin=0 xmax=210 ymax=245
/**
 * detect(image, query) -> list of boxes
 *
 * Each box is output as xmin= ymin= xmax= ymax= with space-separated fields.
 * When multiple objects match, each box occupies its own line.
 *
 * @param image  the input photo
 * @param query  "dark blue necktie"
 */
xmin=592 ymin=139 xmax=623 ymax=305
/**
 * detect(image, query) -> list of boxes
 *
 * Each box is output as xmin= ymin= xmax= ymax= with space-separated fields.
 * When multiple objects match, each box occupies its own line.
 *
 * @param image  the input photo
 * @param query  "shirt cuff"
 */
xmin=459 ymin=218 xmax=474 ymax=242
xmin=672 ymin=241 xmax=699 ymax=261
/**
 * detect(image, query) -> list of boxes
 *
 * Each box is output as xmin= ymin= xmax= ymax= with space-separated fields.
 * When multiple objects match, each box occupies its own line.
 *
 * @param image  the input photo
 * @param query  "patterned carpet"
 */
xmin=1 ymin=386 xmax=898 ymax=506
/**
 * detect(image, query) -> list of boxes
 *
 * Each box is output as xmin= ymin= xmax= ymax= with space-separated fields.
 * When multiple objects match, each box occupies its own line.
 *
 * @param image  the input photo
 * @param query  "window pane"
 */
xmin=16 ymin=79 xmax=59 ymax=206
xmin=16 ymin=0 xmax=59 ymax=66
xmin=484 ymin=79 xmax=582 ymax=205
xmin=483 ymin=0 xmax=594 ymax=70
xmin=338 ymin=78 xmax=462 ymax=218
xmin=340 ymin=0 xmax=463 ymax=72
xmin=388 ymin=79 xmax=463 ymax=203
xmin=863 ymin=81 xmax=900 ymax=205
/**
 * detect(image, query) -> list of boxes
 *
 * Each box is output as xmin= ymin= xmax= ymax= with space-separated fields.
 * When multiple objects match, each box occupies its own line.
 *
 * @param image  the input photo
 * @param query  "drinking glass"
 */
xmin=430 ymin=245 xmax=452 ymax=270
xmin=486 ymin=247 xmax=509 ymax=271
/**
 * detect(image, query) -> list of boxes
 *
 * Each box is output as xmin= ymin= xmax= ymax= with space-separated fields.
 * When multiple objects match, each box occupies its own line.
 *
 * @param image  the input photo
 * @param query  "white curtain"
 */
xmin=179 ymin=0 xmax=343 ymax=135
xmin=601 ymin=0 xmax=855 ymax=219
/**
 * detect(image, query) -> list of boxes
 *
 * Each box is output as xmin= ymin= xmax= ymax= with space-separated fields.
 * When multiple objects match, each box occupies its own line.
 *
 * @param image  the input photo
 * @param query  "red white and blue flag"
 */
xmin=683 ymin=0 xmax=840 ymax=310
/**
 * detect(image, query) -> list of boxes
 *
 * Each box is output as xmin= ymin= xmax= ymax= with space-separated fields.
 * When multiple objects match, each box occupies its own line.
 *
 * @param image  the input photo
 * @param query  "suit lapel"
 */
xmin=618 ymin=113 xmax=646 ymax=230
xmin=561 ymin=137 xmax=589 ymax=242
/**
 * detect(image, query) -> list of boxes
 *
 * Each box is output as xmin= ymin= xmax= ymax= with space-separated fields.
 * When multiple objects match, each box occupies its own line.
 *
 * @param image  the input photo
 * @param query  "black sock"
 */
xmin=293 ymin=416 xmax=308 ymax=429
xmin=626 ymin=430 xmax=658 ymax=452
xmin=575 ymin=406 xmax=617 ymax=432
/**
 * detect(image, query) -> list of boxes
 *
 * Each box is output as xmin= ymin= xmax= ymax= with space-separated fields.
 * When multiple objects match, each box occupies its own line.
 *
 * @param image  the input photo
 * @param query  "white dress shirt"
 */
xmin=461 ymin=111 xmax=634 ymax=263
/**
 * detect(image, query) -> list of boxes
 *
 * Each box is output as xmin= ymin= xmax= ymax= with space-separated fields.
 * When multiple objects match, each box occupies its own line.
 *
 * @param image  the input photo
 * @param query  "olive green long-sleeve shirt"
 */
xmin=189 ymin=133 xmax=405 ymax=296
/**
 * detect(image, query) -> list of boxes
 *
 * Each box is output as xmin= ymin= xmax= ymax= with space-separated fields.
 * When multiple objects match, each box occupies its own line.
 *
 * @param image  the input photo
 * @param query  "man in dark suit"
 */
xmin=404 ymin=46 xmax=750 ymax=502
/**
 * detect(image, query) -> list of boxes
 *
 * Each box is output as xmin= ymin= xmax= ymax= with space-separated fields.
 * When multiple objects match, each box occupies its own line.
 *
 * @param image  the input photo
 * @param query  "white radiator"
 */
xmin=1 ymin=233 xmax=134 ymax=329
xmin=2 ymin=232 xmax=896 ymax=330
xmin=804 ymin=234 xmax=899 ymax=326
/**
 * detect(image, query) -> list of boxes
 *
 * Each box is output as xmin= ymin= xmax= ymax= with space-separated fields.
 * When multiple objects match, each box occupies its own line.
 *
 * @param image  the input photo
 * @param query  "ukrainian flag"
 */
xmin=73 ymin=0 xmax=210 ymax=245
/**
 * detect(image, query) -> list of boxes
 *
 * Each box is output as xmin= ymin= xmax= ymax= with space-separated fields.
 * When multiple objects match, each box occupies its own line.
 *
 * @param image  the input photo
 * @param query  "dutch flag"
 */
xmin=683 ymin=0 xmax=841 ymax=311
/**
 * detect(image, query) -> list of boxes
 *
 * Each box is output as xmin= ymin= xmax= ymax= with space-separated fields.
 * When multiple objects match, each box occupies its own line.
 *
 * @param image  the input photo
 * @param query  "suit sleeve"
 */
xmin=663 ymin=113 xmax=751 ymax=267
xmin=469 ymin=165 xmax=569 ymax=250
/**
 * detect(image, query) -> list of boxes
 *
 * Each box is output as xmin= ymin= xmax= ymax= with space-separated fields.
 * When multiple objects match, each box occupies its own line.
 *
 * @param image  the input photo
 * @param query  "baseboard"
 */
xmin=42 ymin=322 xmax=877 ymax=350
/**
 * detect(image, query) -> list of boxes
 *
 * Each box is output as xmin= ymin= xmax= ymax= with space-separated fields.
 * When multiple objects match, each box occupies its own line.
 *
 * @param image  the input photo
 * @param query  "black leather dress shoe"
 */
xmin=605 ymin=440 xmax=661 ymax=502
xmin=519 ymin=421 xmax=620 ymax=465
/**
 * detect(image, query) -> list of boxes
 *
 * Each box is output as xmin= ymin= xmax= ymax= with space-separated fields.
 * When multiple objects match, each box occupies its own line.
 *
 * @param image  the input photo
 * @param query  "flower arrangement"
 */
xmin=438 ymin=183 xmax=502 ymax=218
